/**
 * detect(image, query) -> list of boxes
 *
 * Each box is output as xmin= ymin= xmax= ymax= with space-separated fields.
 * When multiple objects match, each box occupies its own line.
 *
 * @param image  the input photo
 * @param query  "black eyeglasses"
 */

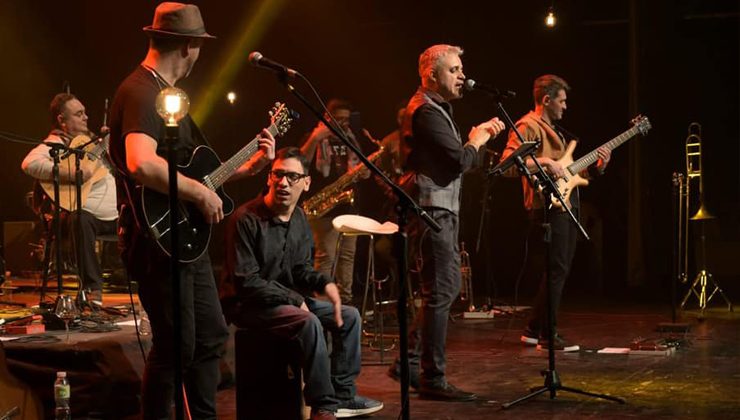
xmin=269 ymin=170 xmax=308 ymax=185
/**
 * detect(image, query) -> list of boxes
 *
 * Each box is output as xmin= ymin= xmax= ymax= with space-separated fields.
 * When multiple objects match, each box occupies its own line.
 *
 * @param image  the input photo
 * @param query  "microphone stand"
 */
xmin=274 ymin=72 xmax=440 ymax=420
xmin=483 ymin=93 xmax=624 ymax=408
xmin=41 ymin=142 xmax=69 ymax=302
xmin=66 ymin=144 xmax=94 ymax=310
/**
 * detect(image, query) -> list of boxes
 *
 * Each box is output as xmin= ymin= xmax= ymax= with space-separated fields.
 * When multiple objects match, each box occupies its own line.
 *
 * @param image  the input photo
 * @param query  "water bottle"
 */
xmin=54 ymin=371 xmax=71 ymax=420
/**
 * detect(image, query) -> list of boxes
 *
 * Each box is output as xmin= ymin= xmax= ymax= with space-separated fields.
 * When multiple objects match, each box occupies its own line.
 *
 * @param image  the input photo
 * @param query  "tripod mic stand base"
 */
xmin=502 ymin=369 xmax=625 ymax=409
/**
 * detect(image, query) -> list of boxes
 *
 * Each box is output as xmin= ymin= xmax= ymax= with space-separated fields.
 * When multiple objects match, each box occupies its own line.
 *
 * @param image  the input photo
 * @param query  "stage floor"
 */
xmin=2 ymin=286 xmax=739 ymax=419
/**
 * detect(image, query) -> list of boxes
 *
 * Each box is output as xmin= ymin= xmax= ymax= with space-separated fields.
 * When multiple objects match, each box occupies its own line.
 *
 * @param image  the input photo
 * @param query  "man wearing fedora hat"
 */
xmin=108 ymin=3 xmax=275 ymax=418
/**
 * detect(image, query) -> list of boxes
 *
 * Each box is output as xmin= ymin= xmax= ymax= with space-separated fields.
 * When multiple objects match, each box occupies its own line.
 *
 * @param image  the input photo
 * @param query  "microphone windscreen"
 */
xmin=248 ymin=51 xmax=262 ymax=65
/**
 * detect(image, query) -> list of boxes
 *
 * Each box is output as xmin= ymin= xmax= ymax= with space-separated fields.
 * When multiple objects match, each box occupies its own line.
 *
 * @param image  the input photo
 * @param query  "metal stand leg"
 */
xmin=359 ymin=234 xmax=397 ymax=365
xmin=680 ymin=220 xmax=733 ymax=315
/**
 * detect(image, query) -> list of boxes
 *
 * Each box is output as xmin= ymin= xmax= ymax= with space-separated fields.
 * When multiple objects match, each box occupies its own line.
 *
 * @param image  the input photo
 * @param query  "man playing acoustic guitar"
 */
xmin=22 ymin=93 xmax=117 ymax=305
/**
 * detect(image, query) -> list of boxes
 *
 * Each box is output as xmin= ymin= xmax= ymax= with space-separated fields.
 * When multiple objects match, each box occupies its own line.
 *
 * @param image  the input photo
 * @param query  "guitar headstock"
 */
xmin=631 ymin=115 xmax=652 ymax=136
xmin=269 ymin=102 xmax=298 ymax=137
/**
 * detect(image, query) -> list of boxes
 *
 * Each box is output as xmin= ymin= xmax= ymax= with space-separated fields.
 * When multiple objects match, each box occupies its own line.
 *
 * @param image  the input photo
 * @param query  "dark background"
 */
xmin=1 ymin=0 xmax=737 ymax=303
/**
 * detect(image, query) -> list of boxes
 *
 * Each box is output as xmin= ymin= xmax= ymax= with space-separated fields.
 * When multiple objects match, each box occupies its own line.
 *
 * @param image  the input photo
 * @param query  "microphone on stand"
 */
xmin=248 ymin=51 xmax=299 ymax=78
xmin=464 ymin=79 xmax=516 ymax=99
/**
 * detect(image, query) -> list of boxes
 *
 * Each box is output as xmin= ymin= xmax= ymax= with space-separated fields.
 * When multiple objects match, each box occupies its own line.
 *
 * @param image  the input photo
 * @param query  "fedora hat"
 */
xmin=143 ymin=2 xmax=215 ymax=39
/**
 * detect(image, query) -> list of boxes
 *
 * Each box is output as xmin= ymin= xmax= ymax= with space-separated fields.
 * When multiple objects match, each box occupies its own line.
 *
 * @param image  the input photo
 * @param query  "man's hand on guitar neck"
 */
xmin=596 ymin=146 xmax=611 ymax=172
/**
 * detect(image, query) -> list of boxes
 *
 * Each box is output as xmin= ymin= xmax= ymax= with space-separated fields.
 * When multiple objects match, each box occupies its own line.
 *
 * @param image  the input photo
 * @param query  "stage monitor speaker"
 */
xmin=3 ymin=221 xmax=39 ymax=275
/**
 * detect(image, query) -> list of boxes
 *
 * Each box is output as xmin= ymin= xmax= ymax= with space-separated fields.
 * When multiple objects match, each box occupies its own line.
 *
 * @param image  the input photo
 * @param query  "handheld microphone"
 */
xmin=248 ymin=51 xmax=298 ymax=78
xmin=464 ymin=79 xmax=516 ymax=99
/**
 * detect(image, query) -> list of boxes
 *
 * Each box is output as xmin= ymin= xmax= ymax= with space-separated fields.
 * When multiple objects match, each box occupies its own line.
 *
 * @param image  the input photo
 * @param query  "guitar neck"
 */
xmin=569 ymin=125 xmax=641 ymax=174
xmin=206 ymin=124 xmax=278 ymax=189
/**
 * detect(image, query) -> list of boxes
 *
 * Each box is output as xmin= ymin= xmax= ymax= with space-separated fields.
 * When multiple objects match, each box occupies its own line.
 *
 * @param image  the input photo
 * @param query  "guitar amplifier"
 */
xmin=3 ymin=221 xmax=40 ymax=275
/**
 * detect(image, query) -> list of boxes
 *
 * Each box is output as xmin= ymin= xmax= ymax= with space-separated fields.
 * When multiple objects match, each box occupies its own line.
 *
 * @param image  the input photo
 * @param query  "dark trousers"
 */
xmin=122 ymin=230 xmax=229 ymax=420
xmin=405 ymin=208 xmax=460 ymax=386
xmin=527 ymin=209 xmax=579 ymax=336
xmin=71 ymin=210 xmax=117 ymax=291
xmin=234 ymin=297 xmax=362 ymax=411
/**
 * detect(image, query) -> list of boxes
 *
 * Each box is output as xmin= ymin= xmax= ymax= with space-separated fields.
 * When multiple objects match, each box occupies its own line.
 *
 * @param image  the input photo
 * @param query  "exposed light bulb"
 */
xmin=227 ymin=91 xmax=237 ymax=105
xmin=545 ymin=8 xmax=556 ymax=28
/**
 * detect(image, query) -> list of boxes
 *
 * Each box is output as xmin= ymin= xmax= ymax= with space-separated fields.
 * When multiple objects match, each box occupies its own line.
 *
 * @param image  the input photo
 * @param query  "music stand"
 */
xmin=489 ymin=141 xmax=540 ymax=176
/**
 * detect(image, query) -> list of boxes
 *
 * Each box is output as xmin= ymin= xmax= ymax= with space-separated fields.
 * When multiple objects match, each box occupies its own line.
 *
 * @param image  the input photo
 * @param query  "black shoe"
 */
xmin=419 ymin=381 xmax=477 ymax=402
xmin=387 ymin=363 xmax=420 ymax=390
xmin=537 ymin=334 xmax=580 ymax=352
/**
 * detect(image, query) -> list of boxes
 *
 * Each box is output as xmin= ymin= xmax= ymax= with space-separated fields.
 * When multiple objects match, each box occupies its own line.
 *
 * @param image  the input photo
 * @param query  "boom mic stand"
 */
xmin=272 ymin=72 xmax=440 ymax=420
xmin=481 ymin=93 xmax=624 ymax=408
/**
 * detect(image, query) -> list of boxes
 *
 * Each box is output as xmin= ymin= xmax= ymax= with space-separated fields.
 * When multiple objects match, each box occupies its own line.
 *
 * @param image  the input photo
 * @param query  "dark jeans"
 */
xmin=527 ymin=209 xmax=579 ymax=336
xmin=70 ymin=210 xmax=117 ymax=291
xmin=404 ymin=208 xmax=460 ymax=386
xmin=234 ymin=297 xmax=362 ymax=411
xmin=122 ymin=230 xmax=229 ymax=420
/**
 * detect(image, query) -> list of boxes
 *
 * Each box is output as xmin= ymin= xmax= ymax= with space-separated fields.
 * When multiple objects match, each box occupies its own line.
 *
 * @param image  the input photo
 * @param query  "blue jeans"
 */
xmin=405 ymin=208 xmax=461 ymax=386
xmin=235 ymin=297 xmax=361 ymax=410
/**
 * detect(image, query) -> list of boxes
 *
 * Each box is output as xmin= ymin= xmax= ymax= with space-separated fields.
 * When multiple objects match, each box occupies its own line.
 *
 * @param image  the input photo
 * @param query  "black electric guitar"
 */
xmin=141 ymin=102 xmax=296 ymax=262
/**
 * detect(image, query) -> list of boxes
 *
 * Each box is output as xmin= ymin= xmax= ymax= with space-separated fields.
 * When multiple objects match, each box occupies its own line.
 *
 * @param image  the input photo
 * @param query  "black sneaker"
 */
xmin=336 ymin=395 xmax=383 ymax=418
xmin=419 ymin=381 xmax=477 ymax=402
xmin=387 ymin=364 xmax=420 ymax=390
xmin=520 ymin=328 xmax=539 ymax=346
xmin=537 ymin=334 xmax=579 ymax=352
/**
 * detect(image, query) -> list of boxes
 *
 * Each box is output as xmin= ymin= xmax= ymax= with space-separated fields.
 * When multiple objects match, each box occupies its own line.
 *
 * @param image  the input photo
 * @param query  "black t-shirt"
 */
xmin=108 ymin=65 xmax=207 ymax=232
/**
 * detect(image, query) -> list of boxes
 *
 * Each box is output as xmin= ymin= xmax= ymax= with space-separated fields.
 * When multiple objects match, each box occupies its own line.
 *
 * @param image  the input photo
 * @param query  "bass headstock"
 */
xmin=631 ymin=115 xmax=652 ymax=136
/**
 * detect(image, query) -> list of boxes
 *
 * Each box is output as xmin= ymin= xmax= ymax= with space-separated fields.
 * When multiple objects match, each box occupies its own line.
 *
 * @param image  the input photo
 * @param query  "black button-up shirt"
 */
xmin=404 ymin=88 xmax=480 ymax=187
xmin=221 ymin=195 xmax=331 ymax=311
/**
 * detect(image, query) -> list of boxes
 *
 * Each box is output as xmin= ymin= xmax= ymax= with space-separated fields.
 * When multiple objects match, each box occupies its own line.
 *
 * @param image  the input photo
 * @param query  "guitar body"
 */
xmin=141 ymin=145 xmax=235 ymax=263
xmin=552 ymin=141 xmax=589 ymax=210
xmin=38 ymin=135 xmax=110 ymax=212
xmin=139 ymin=102 xmax=296 ymax=263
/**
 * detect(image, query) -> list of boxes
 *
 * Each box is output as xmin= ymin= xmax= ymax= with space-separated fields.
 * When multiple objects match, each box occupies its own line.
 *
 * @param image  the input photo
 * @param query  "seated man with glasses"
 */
xmin=220 ymin=147 xmax=383 ymax=420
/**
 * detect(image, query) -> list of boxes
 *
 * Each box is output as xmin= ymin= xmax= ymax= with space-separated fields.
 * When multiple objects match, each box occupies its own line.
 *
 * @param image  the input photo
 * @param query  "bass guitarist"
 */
xmin=501 ymin=74 xmax=610 ymax=352
xmin=21 ymin=92 xmax=116 ymax=304
xmin=108 ymin=3 xmax=275 ymax=418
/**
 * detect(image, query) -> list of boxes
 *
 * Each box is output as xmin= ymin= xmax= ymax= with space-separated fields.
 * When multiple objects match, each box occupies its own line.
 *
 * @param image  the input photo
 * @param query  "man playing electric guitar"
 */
xmin=501 ymin=74 xmax=610 ymax=352
xmin=108 ymin=4 xmax=275 ymax=418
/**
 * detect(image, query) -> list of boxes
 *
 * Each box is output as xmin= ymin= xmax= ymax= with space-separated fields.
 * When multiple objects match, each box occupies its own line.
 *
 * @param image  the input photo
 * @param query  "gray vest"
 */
xmin=406 ymin=90 xmax=463 ymax=213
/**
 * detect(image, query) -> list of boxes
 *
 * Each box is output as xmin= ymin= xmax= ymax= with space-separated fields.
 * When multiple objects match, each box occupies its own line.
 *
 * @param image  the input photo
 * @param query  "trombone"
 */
xmin=678 ymin=123 xmax=732 ymax=314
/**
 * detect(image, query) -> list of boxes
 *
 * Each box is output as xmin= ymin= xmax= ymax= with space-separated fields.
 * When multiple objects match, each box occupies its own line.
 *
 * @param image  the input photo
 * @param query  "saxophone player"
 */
xmin=300 ymin=99 xmax=366 ymax=305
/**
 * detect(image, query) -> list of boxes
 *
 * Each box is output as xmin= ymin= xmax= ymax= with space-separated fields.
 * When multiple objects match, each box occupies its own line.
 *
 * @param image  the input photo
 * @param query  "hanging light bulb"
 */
xmin=226 ymin=91 xmax=237 ymax=105
xmin=155 ymin=86 xmax=190 ymax=127
xmin=545 ymin=6 xmax=556 ymax=28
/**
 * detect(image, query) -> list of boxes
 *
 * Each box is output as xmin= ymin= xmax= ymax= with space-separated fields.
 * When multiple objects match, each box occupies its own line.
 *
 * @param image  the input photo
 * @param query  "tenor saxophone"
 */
xmin=302 ymin=147 xmax=385 ymax=220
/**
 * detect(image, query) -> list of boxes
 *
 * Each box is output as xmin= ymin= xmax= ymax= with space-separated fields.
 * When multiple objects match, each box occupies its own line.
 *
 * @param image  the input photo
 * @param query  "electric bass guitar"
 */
xmin=38 ymin=134 xmax=112 ymax=212
xmin=141 ymin=102 xmax=296 ymax=262
xmin=551 ymin=115 xmax=651 ymax=210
